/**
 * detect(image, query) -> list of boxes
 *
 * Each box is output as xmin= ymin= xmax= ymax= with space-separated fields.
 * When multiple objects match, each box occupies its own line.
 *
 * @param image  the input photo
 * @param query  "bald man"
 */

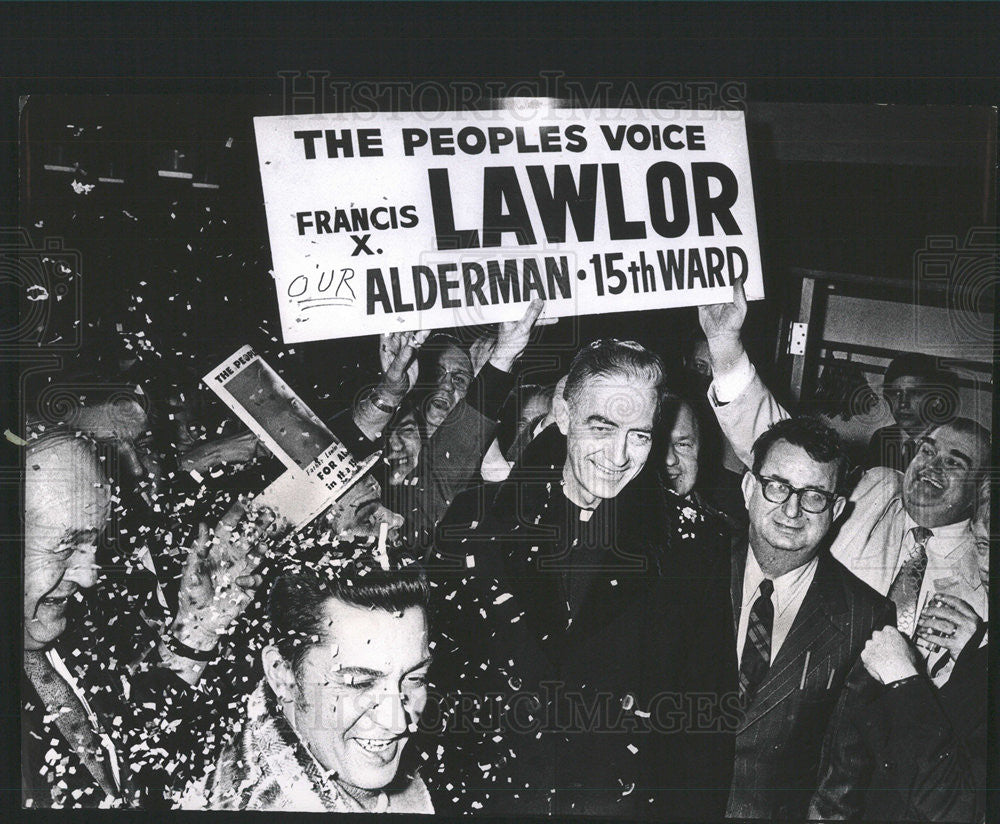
xmin=22 ymin=433 xmax=272 ymax=808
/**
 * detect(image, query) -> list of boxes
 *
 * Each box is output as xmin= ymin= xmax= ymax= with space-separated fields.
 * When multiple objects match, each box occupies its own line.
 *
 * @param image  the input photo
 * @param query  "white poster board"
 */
xmin=254 ymin=107 xmax=764 ymax=343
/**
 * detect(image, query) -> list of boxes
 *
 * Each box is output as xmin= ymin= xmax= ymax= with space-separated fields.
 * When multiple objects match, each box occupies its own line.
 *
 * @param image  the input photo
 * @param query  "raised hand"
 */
xmin=169 ymin=500 xmax=277 ymax=654
xmin=697 ymin=276 xmax=748 ymax=371
xmin=490 ymin=298 xmax=555 ymax=372
xmin=379 ymin=330 xmax=431 ymax=399
xmin=698 ymin=275 xmax=748 ymax=338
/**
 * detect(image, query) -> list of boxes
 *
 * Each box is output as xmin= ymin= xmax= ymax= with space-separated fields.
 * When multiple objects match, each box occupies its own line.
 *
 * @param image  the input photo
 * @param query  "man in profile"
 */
xmin=22 ymin=432 xmax=275 ymax=808
xmin=23 ymin=434 xmax=118 ymax=807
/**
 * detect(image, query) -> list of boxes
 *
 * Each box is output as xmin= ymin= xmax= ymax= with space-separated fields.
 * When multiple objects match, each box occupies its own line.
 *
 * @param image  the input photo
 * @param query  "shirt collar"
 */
xmin=901 ymin=513 xmax=980 ymax=588
xmin=743 ymin=548 xmax=819 ymax=616
xmin=902 ymin=512 xmax=973 ymax=549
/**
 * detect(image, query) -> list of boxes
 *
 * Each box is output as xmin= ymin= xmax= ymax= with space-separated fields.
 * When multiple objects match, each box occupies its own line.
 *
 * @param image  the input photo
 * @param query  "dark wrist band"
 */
xmin=163 ymin=633 xmax=216 ymax=662
xmin=367 ymin=390 xmax=398 ymax=414
xmin=887 ymin=673 xmax=921 ymax=689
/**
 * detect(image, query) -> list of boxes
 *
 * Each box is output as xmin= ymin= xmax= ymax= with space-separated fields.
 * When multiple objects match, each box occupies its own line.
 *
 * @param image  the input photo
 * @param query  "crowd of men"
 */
xmin=21 ymin=285 xmax=990 ymax=821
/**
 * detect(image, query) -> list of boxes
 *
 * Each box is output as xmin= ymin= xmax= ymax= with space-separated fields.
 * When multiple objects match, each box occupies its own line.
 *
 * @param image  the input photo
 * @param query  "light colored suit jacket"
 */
xmin=710 ymin=365 xmax=987 ymax=684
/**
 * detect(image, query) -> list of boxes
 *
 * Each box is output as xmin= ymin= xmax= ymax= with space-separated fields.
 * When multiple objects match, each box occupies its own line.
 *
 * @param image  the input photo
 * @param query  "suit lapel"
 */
xmin=731 ymin=536 xmax=747 ymax=638
xmin=739 ymin=553 xmax=849 ymax=732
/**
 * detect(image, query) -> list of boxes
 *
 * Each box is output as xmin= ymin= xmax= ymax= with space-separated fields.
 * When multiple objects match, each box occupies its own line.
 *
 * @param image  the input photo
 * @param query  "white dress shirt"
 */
xmin=897 ymin=513 xmax=978 ymax=625
xmin=737 ymin=549 xmax=819 ymax=665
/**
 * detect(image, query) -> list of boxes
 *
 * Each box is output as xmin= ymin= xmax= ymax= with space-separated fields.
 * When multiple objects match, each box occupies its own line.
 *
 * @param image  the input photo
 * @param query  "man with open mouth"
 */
xmin=864 ymin=352 xmax=961 ymax=473
xmin=191 ymin=559 xmax=434 ymax=813
xmin=23 ymin=432 xmax=280 ymax=808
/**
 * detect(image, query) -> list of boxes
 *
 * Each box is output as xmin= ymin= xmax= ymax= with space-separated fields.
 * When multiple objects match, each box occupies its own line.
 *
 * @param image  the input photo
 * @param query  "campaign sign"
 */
xmin=204 ymin=345 xmax=383 ymax=532
xmin=254 ymin=107 xmax=763 ymax=343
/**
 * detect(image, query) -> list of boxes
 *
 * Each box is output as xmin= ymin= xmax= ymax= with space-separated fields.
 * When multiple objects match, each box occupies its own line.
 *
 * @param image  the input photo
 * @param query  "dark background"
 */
xmin=3 ymin=3 xmax=999 ymax=823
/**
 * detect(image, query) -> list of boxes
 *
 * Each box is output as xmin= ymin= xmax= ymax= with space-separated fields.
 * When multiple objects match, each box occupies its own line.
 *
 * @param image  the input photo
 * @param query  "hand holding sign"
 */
xmin=179 ymin=430 xmax=263 ymax=475
xmin=698 ymin=275 xmax=748 ymax=374
xmin=489 ymin=298 xmax=554 ymax=372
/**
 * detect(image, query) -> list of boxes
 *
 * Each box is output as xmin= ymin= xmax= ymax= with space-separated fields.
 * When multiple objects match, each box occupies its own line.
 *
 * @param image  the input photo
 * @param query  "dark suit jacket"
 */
xmin=428 ymin=428 xmax=736 ymax=820
xmin=815 ymin=628 xmax=987 ymax=822
xmin=23 ymin=611 xmax=235 ymax=809
xmin=22 ymin=665 xmax=119 ymax=808
xmin=728 ymin=544 xmax=895 ymax=820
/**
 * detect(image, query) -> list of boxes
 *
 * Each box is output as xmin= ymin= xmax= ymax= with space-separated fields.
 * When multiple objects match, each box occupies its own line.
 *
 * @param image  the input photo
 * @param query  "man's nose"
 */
xmin=925 ymin=453 xmax=947 ymax=474
xmin=665 ymin=443 xmax=678 ymax=467
xmin=388 ymin=432 xmax=403 ymax=452
xmin=608 ymin=433 xmax=630 ymax=467
xmin=781 ymin=492 xmax=803 ymax=519
xmin=369 ymin=690 xmax=409 ymax=735
xmin=66 ymin=549 xmax=99 ymax=589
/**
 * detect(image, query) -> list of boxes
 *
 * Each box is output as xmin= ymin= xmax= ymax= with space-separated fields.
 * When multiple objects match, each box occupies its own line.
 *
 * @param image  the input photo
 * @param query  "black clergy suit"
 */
xmin=427 ymin=427 xmax=736 ymax=820
xmin=727 ymin=543 xmax=895 ymax=820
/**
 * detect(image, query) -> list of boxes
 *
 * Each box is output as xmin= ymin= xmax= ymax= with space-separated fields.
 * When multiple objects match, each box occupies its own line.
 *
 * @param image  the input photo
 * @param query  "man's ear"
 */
xmin=553 ymin=375 xmax=570 ymax=435
xmin=262 ymin=644 xmax=297 ymax=704
xmin=832 ymin=495 xmax=847 ymax=522
xmin=740 ymin=469 xmax=755 ymax=509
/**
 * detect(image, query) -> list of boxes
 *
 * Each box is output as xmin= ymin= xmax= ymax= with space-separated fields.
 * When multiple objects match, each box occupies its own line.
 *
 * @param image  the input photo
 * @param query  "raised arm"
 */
xmin=352 ymin=330 xmax=430 ymax=442
xmin=411 ymin=301 xmax=551 ymax=540
xmin=156 ymin=501 xmax=277 ymax=685
xmin=698 ymin=278 xmax=789 ymax=467
xmin=119 ymin=501 xmax=282 ymax=804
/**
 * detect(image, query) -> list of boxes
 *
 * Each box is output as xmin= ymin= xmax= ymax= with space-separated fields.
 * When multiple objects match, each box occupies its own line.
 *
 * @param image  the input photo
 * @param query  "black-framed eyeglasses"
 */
xmin=754 ymin=474 xmax=840 ymax=514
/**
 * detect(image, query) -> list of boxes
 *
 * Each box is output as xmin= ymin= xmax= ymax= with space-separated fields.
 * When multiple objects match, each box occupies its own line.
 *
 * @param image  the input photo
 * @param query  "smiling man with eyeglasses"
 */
xmin=721 ymin=416 xmax=896 ymax=819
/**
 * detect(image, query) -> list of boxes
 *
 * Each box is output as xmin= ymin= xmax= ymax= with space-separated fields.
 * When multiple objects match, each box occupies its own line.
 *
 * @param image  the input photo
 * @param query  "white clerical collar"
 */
xmin=559 ymin=478 xmax=597 ymax=521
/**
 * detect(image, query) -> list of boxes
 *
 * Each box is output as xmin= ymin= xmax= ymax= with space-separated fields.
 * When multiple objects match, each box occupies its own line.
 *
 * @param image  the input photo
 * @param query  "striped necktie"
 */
xmin=888 ymin=526 xmax=932 ymax=636
xmin=738 ymin=578 xmax=774 ymax=702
